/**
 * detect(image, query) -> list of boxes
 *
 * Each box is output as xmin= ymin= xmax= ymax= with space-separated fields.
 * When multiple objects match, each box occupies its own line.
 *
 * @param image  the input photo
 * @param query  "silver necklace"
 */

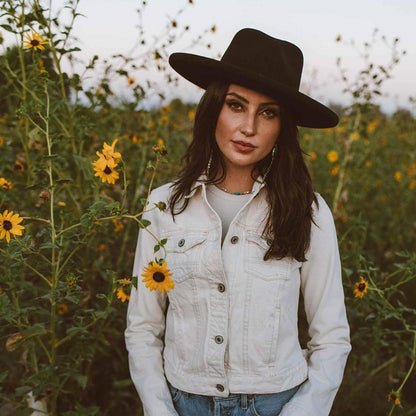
xmin=216 ymin=185 xmax=252 ymax=195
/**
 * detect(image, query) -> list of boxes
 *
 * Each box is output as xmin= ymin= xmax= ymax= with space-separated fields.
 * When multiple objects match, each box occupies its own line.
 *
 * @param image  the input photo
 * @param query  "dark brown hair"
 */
xmin=169 ymin=81 xmax=317 ymax=262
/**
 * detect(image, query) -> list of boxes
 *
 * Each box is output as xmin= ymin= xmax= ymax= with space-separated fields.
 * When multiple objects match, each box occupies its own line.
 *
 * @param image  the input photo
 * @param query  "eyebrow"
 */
xmin=225 ymin=92 xmax=279 ymax=107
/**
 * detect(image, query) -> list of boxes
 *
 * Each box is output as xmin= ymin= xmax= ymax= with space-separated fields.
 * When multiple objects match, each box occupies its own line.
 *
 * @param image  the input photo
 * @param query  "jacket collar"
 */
xmin=184 ymin=175 xmax=266 ymax=199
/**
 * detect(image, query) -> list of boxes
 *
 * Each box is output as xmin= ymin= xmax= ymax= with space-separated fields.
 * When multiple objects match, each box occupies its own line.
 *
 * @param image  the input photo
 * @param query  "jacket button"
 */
xmin=215 ymin=335 xmax=224 ymax=344
xmin=178 ymin=238 xmax=185 ymax=247
xmin=216 ymin=384 xmax=225 ymax=392
xmin=217 ymin=283 xmax=225 ymax=293
xmin=230 ymin=236 xmax=239 ymax=244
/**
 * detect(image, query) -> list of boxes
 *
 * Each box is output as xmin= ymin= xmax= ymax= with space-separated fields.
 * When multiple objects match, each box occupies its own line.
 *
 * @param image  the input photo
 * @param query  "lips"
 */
xmin=232 ymin=140 xmax=256 ymax=152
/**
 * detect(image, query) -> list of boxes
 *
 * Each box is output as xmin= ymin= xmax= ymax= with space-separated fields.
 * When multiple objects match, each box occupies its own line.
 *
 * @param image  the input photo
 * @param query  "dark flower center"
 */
xmin=2 ymin=220 xmax=12 ymax=231
xmin=104 ymin=166 xmax=112 ymax=174
xmin=153 ymin=272 xmax=165 ymax=283
xmin=358 ymin=283 xmax=366 ymax=292
xmin=31 ymin=39 xmax=40 ymax=46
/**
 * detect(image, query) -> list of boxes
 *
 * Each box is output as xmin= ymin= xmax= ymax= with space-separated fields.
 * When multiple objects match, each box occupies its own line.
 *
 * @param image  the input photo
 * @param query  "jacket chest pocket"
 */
xmin=244 ymin=234 xmax=301 ymax=281
xmin=165 ymin=232 xmax=208 ymax=284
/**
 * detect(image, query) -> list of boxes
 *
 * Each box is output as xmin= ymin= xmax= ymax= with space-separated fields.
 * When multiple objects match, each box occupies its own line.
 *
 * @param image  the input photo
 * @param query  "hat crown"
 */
xmin=221 ymin=28 xmax=303 ymax=90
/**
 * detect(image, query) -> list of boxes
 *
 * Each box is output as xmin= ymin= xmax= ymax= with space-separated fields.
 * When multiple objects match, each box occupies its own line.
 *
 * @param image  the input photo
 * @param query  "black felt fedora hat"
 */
xmin=169 ymin=28 xmax=338 ymax=128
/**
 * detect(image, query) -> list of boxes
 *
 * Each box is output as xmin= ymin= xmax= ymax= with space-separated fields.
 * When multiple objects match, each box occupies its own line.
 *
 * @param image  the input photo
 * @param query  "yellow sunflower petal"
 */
xmin=11 ymin=213 xmax=23 ymax=224
xmin=141 ymin=261 xmax=174 ymax=293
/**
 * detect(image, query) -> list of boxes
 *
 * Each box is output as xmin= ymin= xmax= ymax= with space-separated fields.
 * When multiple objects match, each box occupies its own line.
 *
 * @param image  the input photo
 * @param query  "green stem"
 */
xmin=46 ymin=0 xmax=76 ymax=155
xmin=16 ymin=1 xmax=31 ymax=181
xmin=39 ymin=80 xmax=58 ymax=416
xmin=23 ymin=262 xmax=52 ymax=287
xmin=332 ymin=111 xmax=361 ymax=214
xmin=396 ymin=333 xmax=416 ymax=392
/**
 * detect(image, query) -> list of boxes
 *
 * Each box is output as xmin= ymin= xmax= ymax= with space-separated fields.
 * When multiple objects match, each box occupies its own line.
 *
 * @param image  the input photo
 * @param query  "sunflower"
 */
xmin=57 ymin=303 xmax=68 ymax=315
xmin=66 ymin=274 xmax=77 ymax=286
xmin=327 ymin=150 xmax=339 ymax=163
xmin=99 ymin=139 xmax=122 ymax=163
xmin=394 ymin=171 xmax=402 ymax=182
xmin=0 ymin=177 xmax=12 ymax=190
xmin=0 ymin=210 xmax=24 ymax=243
xmin=112 ymin=218 xmax=124 ymax=232
xmin=14 ymin=160 xmax=26 ymax=171
xmin=118 ymin=277 xmax=132 ymax=286
xmin=92 ymin=155 xmax=119 ymax=184
xmin=388 ymin=392 xmax=401 ymax=405
xmin=330 ymin=165 xmax=340 ymax=176
xmin=23 ymin=31 xmax=48 ymax=51
xmin=141 ymin=261 xmax=174 ymax=293
xmin=353 ymin=276 xmax=369 ymax=298
xmin=116 ymin=287 xmax=130 ymax=302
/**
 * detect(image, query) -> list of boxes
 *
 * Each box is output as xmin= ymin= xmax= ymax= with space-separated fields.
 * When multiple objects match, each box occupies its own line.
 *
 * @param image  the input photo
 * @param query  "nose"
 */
xmin=240 ymin=113 xmax=256 ymax=137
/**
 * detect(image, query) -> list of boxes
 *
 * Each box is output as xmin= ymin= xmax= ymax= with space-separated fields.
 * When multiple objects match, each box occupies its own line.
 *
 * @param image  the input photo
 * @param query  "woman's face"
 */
xmin=215 ymin=84 xmax=281 ymax=174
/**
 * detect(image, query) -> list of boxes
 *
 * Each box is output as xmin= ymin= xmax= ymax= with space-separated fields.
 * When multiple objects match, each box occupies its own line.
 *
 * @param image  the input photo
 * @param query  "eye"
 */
xmin=226 ymin=100 xmax=243 ymax=111
xmin=261 ymin=108 xmax=279 ymax=119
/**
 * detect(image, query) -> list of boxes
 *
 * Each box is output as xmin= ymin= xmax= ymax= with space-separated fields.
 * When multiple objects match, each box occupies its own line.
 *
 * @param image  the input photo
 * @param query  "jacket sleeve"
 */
xmin=280 ymin=195 xmax=351 ymax=416
xmin=125 ymin=194 xmax=178 ymax=416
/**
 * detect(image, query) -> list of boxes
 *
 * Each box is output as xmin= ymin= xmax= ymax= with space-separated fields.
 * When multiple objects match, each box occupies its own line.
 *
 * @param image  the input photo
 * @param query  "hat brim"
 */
xmin=169 ymin=52 xmax=338 ymax=128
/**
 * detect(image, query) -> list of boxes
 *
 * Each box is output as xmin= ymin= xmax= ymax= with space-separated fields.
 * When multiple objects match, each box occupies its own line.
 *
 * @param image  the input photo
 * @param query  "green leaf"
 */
xmin=66 ymin=326 xmax=88 ymax=337
xmin=40 ymin=242 xmax=60 ymax=250
xmin=138 ymin=219 xmax=151 ymax=229
xmin=15 ymin=386 xmax=32 ymax=398
xmin=65 ymin=292 xmax=83 ymax=304
xmin=96 ymin=293 xmax=107 ymax=300
xmin=0 ymin=24 xmax=16 ymax=33
xmin=154 ymin=244 xmax=160 ymax=253
xmin=80 ymin=212 xmax=93 ymax=228
xmin=0 ymin=294 xmax=14 ymax=323
xmin=23 ymin=323 xmax=47 ymax=336
xmin=132 ymin=275 xmax=138 ymax=289
xmin=72 ymin=373 xmax=88 ymax=389
xmin=0 ymin=370 xmax=8 ymax=384
xmin=95 ymin=310 xmax=110 ymax=320
xmin=146 ymin=161 xmax=154 ymax=170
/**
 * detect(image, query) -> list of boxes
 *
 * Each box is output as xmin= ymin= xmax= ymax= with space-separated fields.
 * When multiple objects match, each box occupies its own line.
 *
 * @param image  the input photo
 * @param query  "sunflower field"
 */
xmin=0 ymin=1 xmax=415 ymax=415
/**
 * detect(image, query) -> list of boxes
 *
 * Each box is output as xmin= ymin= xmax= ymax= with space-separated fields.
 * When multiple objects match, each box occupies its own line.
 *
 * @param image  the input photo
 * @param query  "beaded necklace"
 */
xmin=216 ymin=185 xmax=252 ymax=195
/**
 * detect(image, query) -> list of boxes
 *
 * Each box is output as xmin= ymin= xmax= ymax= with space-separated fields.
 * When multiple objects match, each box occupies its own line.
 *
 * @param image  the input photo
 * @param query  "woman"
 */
xmin=125 ymin=28 xmax=351 ymax=416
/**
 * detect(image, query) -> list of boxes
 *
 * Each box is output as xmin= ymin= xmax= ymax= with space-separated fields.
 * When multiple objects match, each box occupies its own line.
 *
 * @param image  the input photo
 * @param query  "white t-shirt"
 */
xmin=206 ymin=185 xmax=252 ymax=243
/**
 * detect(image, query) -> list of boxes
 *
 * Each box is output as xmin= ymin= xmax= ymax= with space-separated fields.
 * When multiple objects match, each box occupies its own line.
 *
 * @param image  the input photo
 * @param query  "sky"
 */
xmin=5 ymin=0 xmax=416 ymax=113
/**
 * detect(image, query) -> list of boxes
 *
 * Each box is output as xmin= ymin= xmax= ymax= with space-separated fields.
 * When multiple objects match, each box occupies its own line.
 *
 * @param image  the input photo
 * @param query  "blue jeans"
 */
xmin=168 ymin=382 xmax=298 ymax=416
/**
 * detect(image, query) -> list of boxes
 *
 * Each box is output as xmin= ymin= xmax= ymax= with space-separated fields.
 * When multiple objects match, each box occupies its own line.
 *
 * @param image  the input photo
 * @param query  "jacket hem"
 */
xmin=165 ymin=358 xmax=308 ymax=397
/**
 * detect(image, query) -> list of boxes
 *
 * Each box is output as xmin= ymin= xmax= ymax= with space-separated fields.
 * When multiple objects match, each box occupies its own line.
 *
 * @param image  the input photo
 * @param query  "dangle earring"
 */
xmin=206 ymin=153 xmax=213 ymax=176
xmin=263 ymin=144 xmax=277 ymax=180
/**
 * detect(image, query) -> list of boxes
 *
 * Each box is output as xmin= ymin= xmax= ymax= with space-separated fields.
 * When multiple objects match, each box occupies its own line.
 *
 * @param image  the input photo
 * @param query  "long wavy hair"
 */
xmin=169 ymin=81 xmax=317 ymax=262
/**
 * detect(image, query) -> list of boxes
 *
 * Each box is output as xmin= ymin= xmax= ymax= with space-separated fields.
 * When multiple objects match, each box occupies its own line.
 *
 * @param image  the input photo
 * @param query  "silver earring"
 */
xmin=272 ymin=145 xmax=277 ymax=159
xmin=206 ymin=154 xmax=212 ymax=176
xmin=263 ymin=145 xmax=277 ymax=179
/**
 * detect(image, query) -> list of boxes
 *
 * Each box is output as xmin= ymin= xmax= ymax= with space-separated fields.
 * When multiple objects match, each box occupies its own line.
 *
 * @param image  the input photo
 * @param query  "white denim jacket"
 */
xmin=125 ymin=178 xmax=351 ymax=416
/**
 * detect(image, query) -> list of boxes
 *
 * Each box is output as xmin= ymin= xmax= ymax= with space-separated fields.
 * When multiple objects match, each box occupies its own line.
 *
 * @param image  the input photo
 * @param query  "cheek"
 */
xmin=261 ymin=123 xmax=281 ymax=150
xmin=215 ymin=113 xmax=232 ymax=144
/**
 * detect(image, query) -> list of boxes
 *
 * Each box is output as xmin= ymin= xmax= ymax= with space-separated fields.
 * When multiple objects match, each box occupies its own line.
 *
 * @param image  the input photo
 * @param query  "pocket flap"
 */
xmin=166 ymin=233 xmax=208 ymax=254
